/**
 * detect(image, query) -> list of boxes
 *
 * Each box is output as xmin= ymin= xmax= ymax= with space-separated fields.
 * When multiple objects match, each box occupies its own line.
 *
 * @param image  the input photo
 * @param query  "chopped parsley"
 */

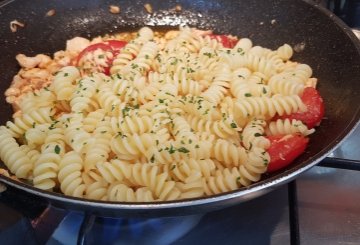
xmin=203 ymin=52 xmax=213 ymax=58
xmin=178 ymin=147 xmax=190 ymax=153
xmin=170 ymin=58 xmax=178 ymax=66
xmin=131 ymin=63 xmax=139 ymax=69
xmin=54 ymin=145 xmax=61 ymax=154
xmin=263 ymin=158 xmax=269 ymax=166
xmin=230 ymin=122 xmax=237 ymax=128
xmin=168 ymin=145 xmax=176 ymax=154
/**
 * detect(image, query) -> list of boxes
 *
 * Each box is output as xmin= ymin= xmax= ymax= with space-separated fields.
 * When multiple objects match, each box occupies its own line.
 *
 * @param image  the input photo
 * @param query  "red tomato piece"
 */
xmin=76 ymin=40 xmax=127 ymax=75
xmin=267 ymin=134 xmax=309 ymax=173
xmin=279 ymin=87 xmax=325 ymax=128
xmin=76 ymin=43 xmax=112 ymax=65
xmin=208 ymin=34 xmax=238 ymax=48
xmin=104 ymin=40 xmax=127 ymax=50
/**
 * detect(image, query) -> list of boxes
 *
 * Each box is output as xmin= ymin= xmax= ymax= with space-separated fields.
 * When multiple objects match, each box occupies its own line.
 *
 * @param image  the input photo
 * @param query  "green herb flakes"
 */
xmin=54 ymin=145 xmax=61 ymax=154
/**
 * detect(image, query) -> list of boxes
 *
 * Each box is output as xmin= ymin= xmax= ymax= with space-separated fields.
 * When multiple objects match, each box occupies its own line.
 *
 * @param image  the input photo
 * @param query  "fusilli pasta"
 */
xmin=0 ymin=26 xmax=322 ymax=202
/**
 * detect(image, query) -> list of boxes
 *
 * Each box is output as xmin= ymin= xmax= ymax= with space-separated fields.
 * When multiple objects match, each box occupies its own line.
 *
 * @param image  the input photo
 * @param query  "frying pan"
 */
xmin=0 ymin=0 xmax=359 ymax=217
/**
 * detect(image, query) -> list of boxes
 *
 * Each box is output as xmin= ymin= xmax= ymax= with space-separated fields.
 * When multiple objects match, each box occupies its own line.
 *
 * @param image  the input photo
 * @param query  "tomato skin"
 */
xmin=279 ymin=87 xmax=325 ymax=128
xmin=76 ymin=40 xmax=127 ymax=75
xmin=267 ymin=134 xmax=309 ymax=173
xmin=76 ymin=43 xmax=112 ymax=65
xmin=105 ymin=40 xmax=127 ymax=49
xmin=208 ymin=34 xmax=238 ymax=48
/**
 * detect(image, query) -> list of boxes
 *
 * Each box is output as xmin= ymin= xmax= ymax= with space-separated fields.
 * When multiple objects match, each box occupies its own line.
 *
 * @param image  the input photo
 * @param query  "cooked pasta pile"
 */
xmin=0 ymin=26 xmax=317 ymax=202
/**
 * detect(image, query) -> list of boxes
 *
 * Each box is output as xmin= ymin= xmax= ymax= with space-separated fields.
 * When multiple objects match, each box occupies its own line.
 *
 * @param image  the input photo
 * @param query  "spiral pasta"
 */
xmin=85 ymin=180 xmax=109 ymax=201
xmin=266 ymin=118 xmax=315 ymax=136
xmin=110 ymin=27 xmax=154 ymax=75
xmin=201 ymin=63 xmax=231 ymax=105
xmin=19 ymin=89 xmax=56 ymax=114
xmin=70 ymin=75 xmax=102 ymax=112
xmin=52 ymin=66 xmax=80 ymax=101
xmin=58 ymin=151 xmax=86 ymax=197
xmin=203 ymin=168 xmax=241 ymax=195
xmin=176 ymin=175 xmax=204 ymax=199
xmin=211 ymin=139 xmax=247 ymax=167
xmin=19 ymin=145 xmax=40 ymax=167
xmin=129 ymin=163 xmax=181 ymax=201
xmin=0 ymin=126 xmax=32 ymax=178
xmin=107 ymin=183 xmax=154 ymax=202
xmin=146 ymin=140 xmax=212 ymax=165
xmin=268 ymin=75 xmax=305 ymax=95
xmin=33 ymin=142 xmax=64 ymax=190
xmin=111 ymin=133 xmax=162 ymax=160
xmin=25 ymin=123 xmax=49 ymax=147
xmin=238 ymin=147 xmax=270 ymax=186
xmin=0 ymin=26 xmax=321 ymax=202
xmin=234 ymin=94 xmax=307 ymax=118
xmin=165 ymin=158 xmax=216 ymax=182
xmin=122 ymin=41 xmax=158 ymax=78
xmin=84 ymin=119 xmax=113 ymax=171
xmin=6 ymin=107 xmax=54 ymax=138
xmin=96 ymin=159 xmax=132 ymax=183
xmin=186 ymin=114 xmax=240 ymax=139
xmin=83 ymin=109 xmax=106 ymax=132
xmin=64 ymin=114 xmax=93 ymax=153
xmin=241 ymin=119 xmax=270 ymax=150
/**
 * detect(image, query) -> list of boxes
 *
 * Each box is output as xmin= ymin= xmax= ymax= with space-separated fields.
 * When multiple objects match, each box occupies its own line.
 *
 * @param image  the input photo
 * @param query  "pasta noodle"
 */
xmin=0 ymin=26 xmax=322 ymax=202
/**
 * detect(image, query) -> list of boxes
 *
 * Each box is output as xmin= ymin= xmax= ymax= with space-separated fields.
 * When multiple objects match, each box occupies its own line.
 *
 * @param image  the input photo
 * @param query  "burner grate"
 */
xmin=287 ymin=157 xmax=360 ymax=245
xmin=0 ymin=156 xmax=359 ymax=245
xmin=72 ymin=157 xmax=360 ymax=245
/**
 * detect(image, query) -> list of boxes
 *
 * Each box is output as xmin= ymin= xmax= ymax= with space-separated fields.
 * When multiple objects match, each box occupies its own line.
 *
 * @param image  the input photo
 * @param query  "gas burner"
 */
xmin=49 ymin=212 xmax=203 ymax=245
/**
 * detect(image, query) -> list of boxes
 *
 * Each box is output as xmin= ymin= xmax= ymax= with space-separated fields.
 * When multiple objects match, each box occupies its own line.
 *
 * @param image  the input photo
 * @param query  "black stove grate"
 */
xmin=1 ymin=156 xmax=359 ymax=245
xmin=72 ymin=157 xmax=360 ymax=245
xmin=284 ymin=157 xmax=360 ymax=245
xmin=288 ymin=181 xmax=300 ymax=245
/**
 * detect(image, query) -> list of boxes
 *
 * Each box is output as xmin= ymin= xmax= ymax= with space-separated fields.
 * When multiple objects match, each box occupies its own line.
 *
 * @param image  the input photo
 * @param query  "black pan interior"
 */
xmin=0 ymin=0 xmax=359 ymax=215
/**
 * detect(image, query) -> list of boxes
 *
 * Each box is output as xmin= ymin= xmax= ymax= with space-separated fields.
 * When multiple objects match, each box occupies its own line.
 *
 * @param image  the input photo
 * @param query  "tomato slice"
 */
xmin=76 ymin=40 xmax=127 ymax=75
xmin=105 ymin=40 xmax=127 ymax=50
xmin=76 ymin=43 xmax=113 ymax=66
xmin=279 ymin=87 xmax=325 ymax=128
xmin=267 ymin=134 xmax=309 ymax=173
xmin=208 ymin=34 xmax=238 ymax=48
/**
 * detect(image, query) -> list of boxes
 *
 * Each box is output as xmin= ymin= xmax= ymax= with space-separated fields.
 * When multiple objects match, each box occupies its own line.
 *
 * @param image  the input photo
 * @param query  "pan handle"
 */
xmin=319 ymin=157 xmax=360 ymax=171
